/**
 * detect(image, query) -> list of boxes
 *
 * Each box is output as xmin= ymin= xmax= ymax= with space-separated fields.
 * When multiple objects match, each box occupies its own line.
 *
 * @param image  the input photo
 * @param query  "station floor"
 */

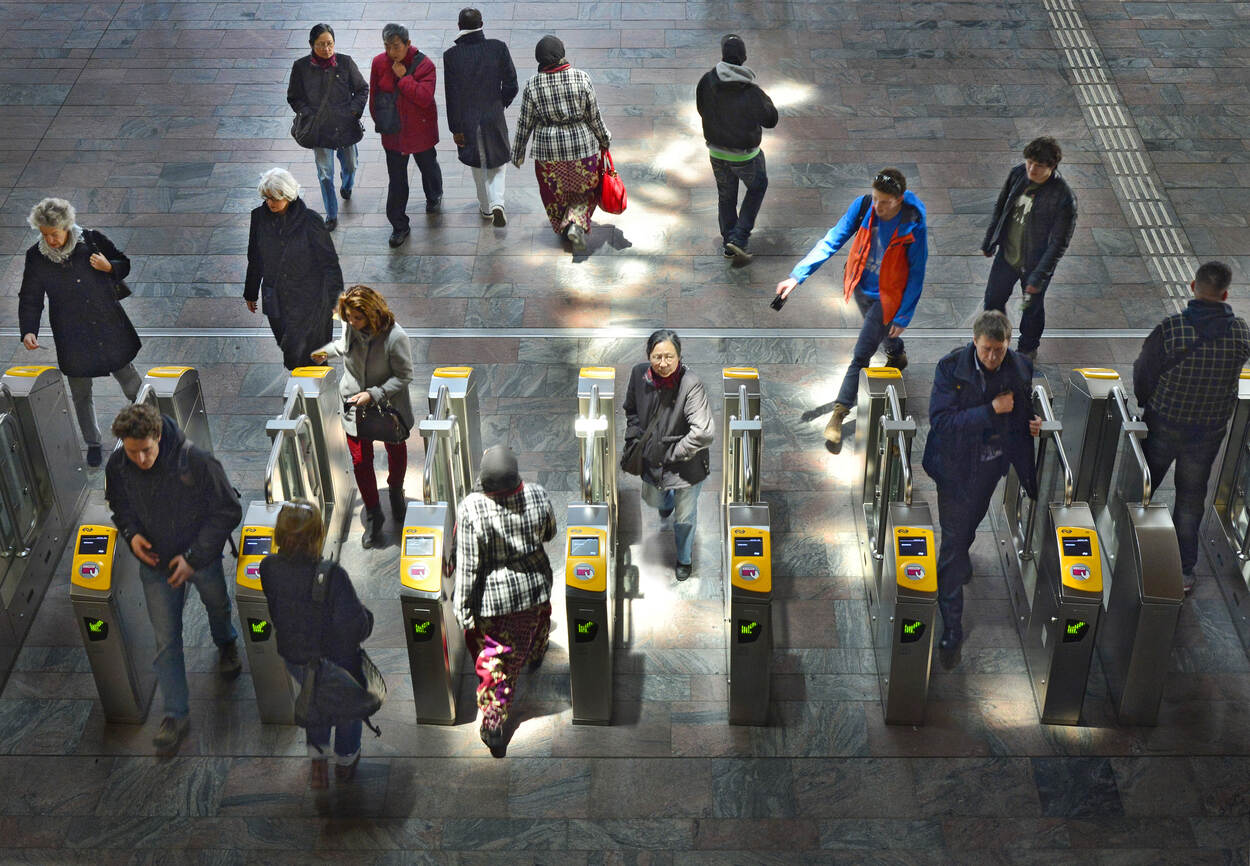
xmin=2 ymin=0 xmax=1250 ymax=862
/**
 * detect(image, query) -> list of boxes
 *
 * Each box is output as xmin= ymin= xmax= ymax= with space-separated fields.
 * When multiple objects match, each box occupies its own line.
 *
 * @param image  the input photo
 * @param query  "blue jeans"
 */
xmin=935 ymin=466 xmax=1002 ymax=637
xmin=139 ymin=557 xmax=238 ymax=719
xmin=983 ymin=253 xmax=1045 ymax=353
xmin=285 ymin=662 xmax=363 ymax=762
xmin=835 ymin=286 xmax=905 ymax=408
xmin=643 ymin=480 xmax=703 ymax=566
xmin=313 ymin=144 xmax=358 ymax=221
xmin=1143 ymin=418 xmax=1227 ymax=575
xmin=710 ymin=152 xmax=768 ymax=249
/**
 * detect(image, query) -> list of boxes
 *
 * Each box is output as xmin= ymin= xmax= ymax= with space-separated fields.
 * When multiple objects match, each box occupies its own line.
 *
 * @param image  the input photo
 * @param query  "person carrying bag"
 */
xmin=259 ymin=500 xmax=378 ymax=789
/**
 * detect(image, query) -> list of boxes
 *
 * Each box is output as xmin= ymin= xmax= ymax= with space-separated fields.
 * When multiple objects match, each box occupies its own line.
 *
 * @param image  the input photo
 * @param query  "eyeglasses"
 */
xmin=650 ymin=353 xmax=678 ymax=363
xmin=873 ymin=173 xmax=903 ymax=195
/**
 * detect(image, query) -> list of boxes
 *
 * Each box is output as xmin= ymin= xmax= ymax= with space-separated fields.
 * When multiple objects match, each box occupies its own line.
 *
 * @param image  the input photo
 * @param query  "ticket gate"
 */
xmin=135 ymin=366 xmax=212 ymax=451
xmin=69 ymin=505 xmax=155 ymax=723
xmin=721 ymin=368 xmax=772 ymax=726
xmin=1202 ymin=369 xmax=1250 ymax=650
xmin=851 ymin=369 xmax=938 ymax=725
xmin=236 ymin=366 xmax=355 ymax=724
xmin=566 ymin=367 xmax=617 ymax=725
xmin=1062 ymin=369 xmax=1183 ymax=725
xmin=400 ymin=366 xmax=482 ymax=725
xmin=0 ymin=366 xmax=88 ymax=690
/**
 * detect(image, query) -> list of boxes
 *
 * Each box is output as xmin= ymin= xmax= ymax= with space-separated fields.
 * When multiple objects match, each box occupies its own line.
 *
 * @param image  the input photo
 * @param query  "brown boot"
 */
xmin=823 ymin=404 xmax=851 ymax=453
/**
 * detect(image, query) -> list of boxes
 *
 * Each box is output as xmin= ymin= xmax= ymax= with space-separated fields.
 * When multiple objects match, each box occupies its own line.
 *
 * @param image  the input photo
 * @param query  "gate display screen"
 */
xmin=241 ymin=536 xmax=272 ymax=556
xmin=404 ymin=535 xmax=435 ymax=557
xmin=734 ymin=537 xmax=764 ymax=557
xmin=569 ymin=536 xmax=600 ymax=557
xmin=1061 ymin=537 xmax=1093 ymax=557
xmin=77 ymin=534 xmax=110 ymax=556
xmin=897 ymin=536 xmax=928 ymax=557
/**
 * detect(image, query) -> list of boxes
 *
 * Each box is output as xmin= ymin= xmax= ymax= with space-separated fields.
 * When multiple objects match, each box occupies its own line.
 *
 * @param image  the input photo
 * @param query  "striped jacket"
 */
xmin=511 ymin=67 xmax=611 ymax=163
xmin=454 ymin=483 xmax=557 ymax=628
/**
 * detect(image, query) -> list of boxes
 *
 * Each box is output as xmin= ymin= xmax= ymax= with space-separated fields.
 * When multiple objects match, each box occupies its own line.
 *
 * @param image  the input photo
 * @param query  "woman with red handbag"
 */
xmin=510 ymin=35 xmax=611 ymax=253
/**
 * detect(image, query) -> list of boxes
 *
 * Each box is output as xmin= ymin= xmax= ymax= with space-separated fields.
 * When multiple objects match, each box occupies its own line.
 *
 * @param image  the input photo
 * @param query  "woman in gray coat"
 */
xmin=622 ymin=329 xmax=714 ymax=581
xmin=312 ymin=285 xmax=414 ymax=548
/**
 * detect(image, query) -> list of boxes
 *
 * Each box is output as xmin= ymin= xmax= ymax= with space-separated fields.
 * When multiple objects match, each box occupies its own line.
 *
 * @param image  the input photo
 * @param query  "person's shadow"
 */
xmin=572 ymin=224 xmax=632 ymax=261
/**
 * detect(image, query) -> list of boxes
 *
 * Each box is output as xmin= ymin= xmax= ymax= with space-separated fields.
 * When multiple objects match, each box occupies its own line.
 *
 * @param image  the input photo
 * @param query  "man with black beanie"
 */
xmin=696 ymin=34 xmax=778 ymax=266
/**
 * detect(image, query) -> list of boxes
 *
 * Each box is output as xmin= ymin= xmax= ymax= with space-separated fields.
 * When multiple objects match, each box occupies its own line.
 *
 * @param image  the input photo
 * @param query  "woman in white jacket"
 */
xmin=313 ymin=285 xmax=414 ymax=548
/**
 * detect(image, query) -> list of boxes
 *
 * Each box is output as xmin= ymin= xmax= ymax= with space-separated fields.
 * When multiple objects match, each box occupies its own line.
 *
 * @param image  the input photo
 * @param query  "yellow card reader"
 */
xmin=71 ymin=524 xmax=119 ymax=592
xmin=1056 ymin=525 xmax=1102 ymax=593
xmin=566 ymin=525 xmax=608 ymax=593
xmin=400 ymin=525 xmax=445 ymax=593
xmin=730 ymin=524 xmax=772 ymax=593
xmin=236 ymin=524 xmax=276 ymax=592
xmin=893 ymin=525 xmax=937 ymax=593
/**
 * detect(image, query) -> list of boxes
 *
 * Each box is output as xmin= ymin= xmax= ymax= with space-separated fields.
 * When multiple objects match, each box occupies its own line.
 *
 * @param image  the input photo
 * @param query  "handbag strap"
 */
xmin=601 ymin=149 xmax=614 ymax=173
xmin=308 ymin=560 xmax=330 ymax=654
xmin=308 ymin=63 xmax=336 ymax=120
xmin=1159 ymin=330 xmax=1216 ymax=380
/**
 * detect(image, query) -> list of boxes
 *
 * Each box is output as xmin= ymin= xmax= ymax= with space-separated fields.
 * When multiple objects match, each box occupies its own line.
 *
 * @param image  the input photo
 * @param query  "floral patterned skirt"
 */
xmin=464 ymin=601 xmax=552 ymax=731
xmin=534 ymin=154 xmax=601 ymax=234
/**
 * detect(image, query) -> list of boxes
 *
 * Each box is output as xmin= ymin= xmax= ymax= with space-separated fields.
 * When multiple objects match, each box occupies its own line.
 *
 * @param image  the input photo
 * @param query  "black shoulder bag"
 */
xmin=291 ymin=67 xmax=336 ymax=149
xmin=293 ymin=562 xmax=387 ymax=736
xmin=81 ymin=230 xmax=131 ymax=301
xmin=372 ymin=52 xmax=423 ymax=135
xmin=354 ymin=400 xmax=410 ymax=443
xmin=620 ymin=406 xmax=664 ymax=477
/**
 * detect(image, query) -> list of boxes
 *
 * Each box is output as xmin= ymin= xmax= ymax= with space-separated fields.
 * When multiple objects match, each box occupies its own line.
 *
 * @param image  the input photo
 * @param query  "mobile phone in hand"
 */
xmin=770 ymin=294 xmax=787 ymax=312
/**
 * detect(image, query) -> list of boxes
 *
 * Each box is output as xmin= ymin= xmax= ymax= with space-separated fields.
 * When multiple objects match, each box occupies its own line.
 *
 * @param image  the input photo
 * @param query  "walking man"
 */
xmin=696 ymin=34 xmax=777 ymax=266
xmin=981 ymin=136 xmax=1077 ymax=361
xmin=444 ymin=7 xmax=518 ymax=227
xmin=1133 ymin=261 xmax=1250 ymax=593
xmin=774 ymin=169 xmax=928 ymax=452
xmin=371 ymin=23 xmax=443 ymax=247
xmin=105 ymin=403 xmax=243 ymax=755
xmin=922 ymin=311 xmax=1041 ymax=667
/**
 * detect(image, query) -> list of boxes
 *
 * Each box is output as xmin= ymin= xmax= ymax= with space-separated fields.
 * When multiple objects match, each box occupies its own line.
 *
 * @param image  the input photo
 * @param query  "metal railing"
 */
xmin=1111 ymin=385 xmax=1153 ymax=507
xmin=421 ymin=385 xmax=465 ymax=508
xmin=264 ymin=415 xmax=319 ymax=506
xmin=726 ymin=384 xmax=761 ymax=505
xmin=581 ymin=384 xmax=600 ymax=502
xmin=870 ymin=384 xmax=916 ymax=559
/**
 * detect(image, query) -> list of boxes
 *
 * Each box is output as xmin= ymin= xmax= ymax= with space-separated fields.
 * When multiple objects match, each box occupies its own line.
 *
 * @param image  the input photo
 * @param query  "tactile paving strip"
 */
xmin=1044 ymin=0 xmax=1196 ymax=314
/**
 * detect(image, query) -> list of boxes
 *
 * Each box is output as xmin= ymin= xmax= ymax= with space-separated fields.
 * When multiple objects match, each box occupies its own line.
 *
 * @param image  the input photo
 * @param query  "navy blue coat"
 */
xmin=443 ymin=31 xmax=518 ymax=169
xmin=922 ymin=343 xmax=1037 ymax=499
xmin=259 ymin=555 xmax=373 ymax=678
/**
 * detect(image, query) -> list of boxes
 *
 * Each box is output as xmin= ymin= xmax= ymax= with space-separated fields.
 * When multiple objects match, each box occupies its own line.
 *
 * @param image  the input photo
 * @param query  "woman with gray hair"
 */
xmin=244 ymin=168 xmax=344 ymax=371
xmin=18 ymin=197 xmax=142 ymax=467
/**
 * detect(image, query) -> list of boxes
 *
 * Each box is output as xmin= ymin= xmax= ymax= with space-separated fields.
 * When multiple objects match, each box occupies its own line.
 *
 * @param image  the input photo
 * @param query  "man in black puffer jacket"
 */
xmin=105 ymin=403 xmax=243 ymax=756
xmin=696 ymin=34 xmax=778 ymax=266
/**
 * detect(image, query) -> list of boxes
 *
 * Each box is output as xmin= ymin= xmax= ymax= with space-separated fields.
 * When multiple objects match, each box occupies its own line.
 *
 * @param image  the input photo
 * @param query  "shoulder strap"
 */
xmin=1160 ymin=324 xmax=1218 ymax=380
xmin=311 ymin=63 xmax=335 ymax=116
xmin=311 ymin=560 xmax=329 ymax=604
xmin=855 ymin=194 xmax=871 ymax=226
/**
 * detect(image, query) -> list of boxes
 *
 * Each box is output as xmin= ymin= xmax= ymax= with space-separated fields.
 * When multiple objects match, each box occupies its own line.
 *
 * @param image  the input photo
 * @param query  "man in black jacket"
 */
xmin=444 ymin=8 xmax=518 ymax=227
xmin=696 ymin=34 xmax=778 ymax=266
xmin=981 ymin=136 xmax=1077 ymax=360
xmin=1133 ymin=261 xmax=1250 ymax=593
xmin=105 ymin=404 xmax=243 ymax=756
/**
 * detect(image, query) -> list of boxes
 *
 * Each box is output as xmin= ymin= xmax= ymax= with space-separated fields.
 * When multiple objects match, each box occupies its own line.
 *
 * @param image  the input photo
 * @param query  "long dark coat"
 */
xmin=243 ymin=198 xmax=343 ymax=370
xmin=18 ymin=229 xmax=141 ymax=378
xmin=286 ymin=53 xmax=368 ymax=150
xmin=442 ymin=31 xmax=518 ymax=169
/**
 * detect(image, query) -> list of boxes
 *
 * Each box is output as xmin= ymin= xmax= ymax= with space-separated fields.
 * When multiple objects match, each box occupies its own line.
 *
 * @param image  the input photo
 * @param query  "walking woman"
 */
xmin=261 ymin=500 xmax=374 ymax=787
xmin=288 ymin=23 xmax=368 ymax=232
xmin=623 ymin=329 xmax=715 ymax=581
xmin=510 ymin=35 xmax=611 ymax=253
xmin=455 ymin=446 xmax=557 ymax=758
xmin=18 ymin=197 xmax=142 ymax=467
xmin=244 ymin=168 xmax=344 ymax=371
xmin=311 ymin=286 xmax=414 ymax=549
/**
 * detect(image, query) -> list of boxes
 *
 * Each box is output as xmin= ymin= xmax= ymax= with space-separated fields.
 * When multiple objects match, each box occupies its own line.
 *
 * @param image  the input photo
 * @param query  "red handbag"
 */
xmin=598 ymin=149 xmax=627 ymax=214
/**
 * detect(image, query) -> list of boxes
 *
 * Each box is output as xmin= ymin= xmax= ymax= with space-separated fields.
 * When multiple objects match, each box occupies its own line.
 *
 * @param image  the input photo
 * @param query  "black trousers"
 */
xmin=385 ymin=146 xmax=443 ymax=231
xmin=983 ymin=253 xmax=1046 ymax=353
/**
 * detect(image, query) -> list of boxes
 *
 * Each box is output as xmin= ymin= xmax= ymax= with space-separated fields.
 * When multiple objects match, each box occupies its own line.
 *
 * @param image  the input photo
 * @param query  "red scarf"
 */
xmin=310 ymin=53 xmax=338 ymax=69
xmin=485 ymin=481 xmax=524 ymax=498
xmin=646 ymin=366 xmax=683 ymax=390
xmin=540 ymin=62 xmax=571 ymax=74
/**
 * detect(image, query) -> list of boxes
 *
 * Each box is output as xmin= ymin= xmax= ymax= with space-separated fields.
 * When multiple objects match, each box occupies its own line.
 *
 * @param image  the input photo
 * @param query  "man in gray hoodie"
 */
xmin=695 ymin=34 xmax=778 ymax=266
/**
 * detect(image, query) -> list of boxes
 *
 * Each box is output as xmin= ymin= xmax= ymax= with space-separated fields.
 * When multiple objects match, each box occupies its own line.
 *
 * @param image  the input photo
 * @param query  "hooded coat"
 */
xmin=622 ymin=363 xmax=715 ymax=490
xmin=695 ymin=61 xmax=778 ymax=154
xmin=243 ymin=198 xmax=343 ymax=370
xmin=443 ymin=30 xmax=518 ymax=169
xmin=18 ymin=229 xmax=141 ymax=378
xmin=259 ymin=555 xmax=373 ymax=678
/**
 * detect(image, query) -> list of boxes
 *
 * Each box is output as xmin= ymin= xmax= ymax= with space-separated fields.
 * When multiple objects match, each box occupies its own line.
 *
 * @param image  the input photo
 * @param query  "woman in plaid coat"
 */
xmin=511 ymin=35 xmax=611 ymax=253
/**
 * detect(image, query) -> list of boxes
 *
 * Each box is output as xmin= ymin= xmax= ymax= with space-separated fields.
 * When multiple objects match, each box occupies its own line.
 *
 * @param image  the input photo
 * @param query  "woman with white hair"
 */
xmin=18 ymin=198 xmax=142 ymax=467
xmin=244 ymin=168 xmax=344 ymax=370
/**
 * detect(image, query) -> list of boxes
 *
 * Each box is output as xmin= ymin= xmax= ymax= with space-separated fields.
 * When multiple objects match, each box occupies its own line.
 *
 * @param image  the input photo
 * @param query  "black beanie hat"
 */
xmin=536 ymin=35 xmax=566 ymax=70
xmin=721 ymin=34 xmax=746 ymax=64
xmin=479 ymin=445 xmax=521 ymax=495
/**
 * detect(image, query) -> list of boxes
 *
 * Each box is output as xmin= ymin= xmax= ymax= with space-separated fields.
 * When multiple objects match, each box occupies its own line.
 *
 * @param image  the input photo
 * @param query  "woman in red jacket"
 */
xmin=370 ymin=23 xmax=444 ymax=248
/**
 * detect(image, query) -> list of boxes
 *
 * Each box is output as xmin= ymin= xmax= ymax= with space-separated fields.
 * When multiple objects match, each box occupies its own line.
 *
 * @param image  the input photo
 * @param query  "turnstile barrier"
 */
xmin=721 ymin=368 xmax=772 ymax=726
xmin=0 ymin=366 xmax=88 ymax=690
xmin=421 ymin=367 xmax=481 ymax=518
xmin=567 ymin=367 xmax=617 ymax=725
xmin=1203 ymin=369 xmax=1250 ymax=651
xmin=136 ymin=366 xmax=212 ymax=452
xmin=235 ymin=503 xmax=292 ymax=724
xmin=70 ymin=505 xmax=156 ymax=723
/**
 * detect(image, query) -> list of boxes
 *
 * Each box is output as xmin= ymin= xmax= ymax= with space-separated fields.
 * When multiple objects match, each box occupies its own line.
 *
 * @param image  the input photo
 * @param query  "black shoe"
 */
xmin=426 ymin=197 xmax=442 ymax=214
xmin=492 ymin=206 xmax=507 ymax=227
xmin=389 ymin=488 xmax=406 ymax=522
xmin=885 ymin=351 xmax=908 ymax=371
xmin=388 ymin=228 xmax=410 ymax=248
xmin=723 ymin=245 xmax=735 ymax=259
xmin=217 ymin=640 xmax=242 ymax=680
xmin=659 ymin=507 xmax=674 ymax=520
xmin=675 ymin=562 xmax=692 ymax=581
xmin=361 ymin=506 xmax=385 ymax=549
xmin=566 ymin=224 xmax=587 ymax=252
xmin=324 ymin=217 xmax=337 ymax=232
xmin=340 ymin=187 xmax=351 ymax=201
xmin=938 ymin=627 xmax=962 ymax=670
xmin=153 ymin=716 xmax=190 ymax=756
xmin=481 ymin=725 xmax=507 ymax=758
xmin=527 ymin=645 xmax=547 ymax=673
xmin=86 ymin=445 xmax=102 ymax=467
